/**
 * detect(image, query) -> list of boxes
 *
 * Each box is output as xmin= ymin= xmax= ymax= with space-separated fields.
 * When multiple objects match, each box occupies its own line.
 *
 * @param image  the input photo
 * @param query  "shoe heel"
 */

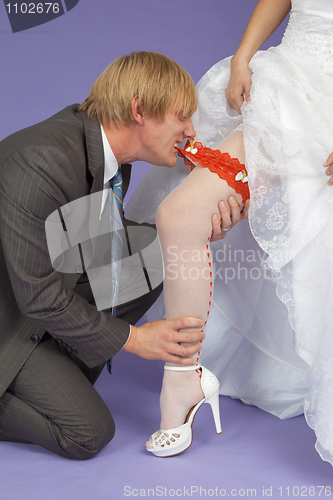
xmin=205 ymin=390 xmax=222 ymax=435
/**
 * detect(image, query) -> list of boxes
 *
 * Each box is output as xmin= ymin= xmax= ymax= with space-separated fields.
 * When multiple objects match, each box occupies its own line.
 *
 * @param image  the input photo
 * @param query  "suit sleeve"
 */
xmin=0 ymin=145 xmax=130 ymax=368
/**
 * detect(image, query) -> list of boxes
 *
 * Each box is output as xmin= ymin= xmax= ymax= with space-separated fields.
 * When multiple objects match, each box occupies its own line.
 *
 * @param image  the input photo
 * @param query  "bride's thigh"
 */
xmin=157 ymin=131 xmax=245 ymax=241
xmin=216 ymin=130 xmax=245 ymax=163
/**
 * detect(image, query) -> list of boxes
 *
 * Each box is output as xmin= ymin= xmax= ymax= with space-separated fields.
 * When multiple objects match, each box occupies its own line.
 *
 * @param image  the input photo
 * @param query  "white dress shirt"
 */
xmin=100 ymin=125 xmax=132 ymax=343
xmin=100 ymin=124 xmax=119 ymax=216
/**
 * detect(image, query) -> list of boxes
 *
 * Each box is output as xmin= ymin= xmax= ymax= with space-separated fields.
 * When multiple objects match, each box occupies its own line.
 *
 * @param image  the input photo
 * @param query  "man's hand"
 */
xmin=122 ymin=317 xmax=205 ymax=364
xmin=324 ymin=153 xmax=333 ymax=185
xmin=211 ymin=196 xmax=250 ymax=242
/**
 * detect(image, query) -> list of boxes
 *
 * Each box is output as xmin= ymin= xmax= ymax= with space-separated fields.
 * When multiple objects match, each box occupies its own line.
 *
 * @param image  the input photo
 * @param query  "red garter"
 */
xmin=176 ymin=140 xmax=250 ymax=203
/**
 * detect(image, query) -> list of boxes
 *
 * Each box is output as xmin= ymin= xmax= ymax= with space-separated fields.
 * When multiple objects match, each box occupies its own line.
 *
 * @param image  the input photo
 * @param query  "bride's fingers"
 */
xmin=228 ymin=195 xmax=250 ymax=224
xmin=227 ymin=93 xmax=244 ymax=114
xmin=210 ymin=201 xmax=231 ymax=241
xmin=324 ymin=152 xmax=333 ymax=185
xmin=219 ymin=200 xmax=232 ymax=232
xmin=211 ymin=196 xmax=249 ymax=242
xmin=226 ymin=67 xmax=253 ymax=114
xmin=323 ymin=152 xmax=333 ymax=167
xmin=211 ymin=213 xmax=223 ymax=238
xmin=225 ymin=83 xmax=245 ymax=114
xmin=240 ymin=198 xmax=250 ymax=219
xmin=228 ymin=196 xmax=242 ymax=224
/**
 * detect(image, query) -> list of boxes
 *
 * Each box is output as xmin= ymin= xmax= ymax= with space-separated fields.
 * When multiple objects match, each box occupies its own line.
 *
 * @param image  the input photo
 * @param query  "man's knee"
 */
xmin=63 ymin=409 xmax=115 ymax=460
xmin=90 ymin=409 xmax=116 ymax=454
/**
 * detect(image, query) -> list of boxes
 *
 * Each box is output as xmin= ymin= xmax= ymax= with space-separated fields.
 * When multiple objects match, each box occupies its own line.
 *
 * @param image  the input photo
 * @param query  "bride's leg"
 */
xmin=152 ymin=130 xmax=246 ymax=433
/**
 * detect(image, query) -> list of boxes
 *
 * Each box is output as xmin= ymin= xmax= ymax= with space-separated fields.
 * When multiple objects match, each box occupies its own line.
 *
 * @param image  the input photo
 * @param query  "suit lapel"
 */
xmin=79 ymin=111 xmax=132 ymax=197
xmin=79 ymin=111 xmax=105 ymax=194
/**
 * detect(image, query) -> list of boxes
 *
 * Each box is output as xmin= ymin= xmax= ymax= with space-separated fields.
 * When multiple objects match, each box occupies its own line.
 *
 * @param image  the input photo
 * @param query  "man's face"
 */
xmin=139 ymin=106 xmax=196 ymax=167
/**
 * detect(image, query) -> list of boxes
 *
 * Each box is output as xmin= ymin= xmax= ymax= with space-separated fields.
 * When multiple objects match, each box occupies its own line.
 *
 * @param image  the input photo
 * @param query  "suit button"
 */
xmin=75 ymin=265 xmax=84 ymax=274
xmin=29 ymin=334 xmax=40 ymax=343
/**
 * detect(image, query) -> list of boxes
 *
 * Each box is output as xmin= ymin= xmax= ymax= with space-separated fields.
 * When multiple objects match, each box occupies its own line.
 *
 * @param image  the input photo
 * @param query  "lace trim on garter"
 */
xmin=176 ymin=140 xmax=250 ymax=203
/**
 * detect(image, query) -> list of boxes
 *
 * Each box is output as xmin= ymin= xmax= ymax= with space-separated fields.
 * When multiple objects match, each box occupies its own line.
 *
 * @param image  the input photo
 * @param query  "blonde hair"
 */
xmin=78 ymin=51 xmax=197 ymax=125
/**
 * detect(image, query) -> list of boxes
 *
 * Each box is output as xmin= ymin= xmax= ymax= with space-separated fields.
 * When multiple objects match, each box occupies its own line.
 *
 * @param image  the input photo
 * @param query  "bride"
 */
xmin=126 ymin=0 xmax=333 ymax=464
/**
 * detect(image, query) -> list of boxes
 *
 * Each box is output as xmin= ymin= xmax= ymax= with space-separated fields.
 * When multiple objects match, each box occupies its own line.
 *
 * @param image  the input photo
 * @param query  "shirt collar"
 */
xmin=100 ymin=125 xmax=119 ymax=217
xmin=100 ymin=124 xmax=119 ymax=185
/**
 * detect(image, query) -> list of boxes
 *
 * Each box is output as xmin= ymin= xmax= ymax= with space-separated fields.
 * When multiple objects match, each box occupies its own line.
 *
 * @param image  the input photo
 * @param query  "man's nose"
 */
xmin=185 ymin=119 xmax=195 ymax=139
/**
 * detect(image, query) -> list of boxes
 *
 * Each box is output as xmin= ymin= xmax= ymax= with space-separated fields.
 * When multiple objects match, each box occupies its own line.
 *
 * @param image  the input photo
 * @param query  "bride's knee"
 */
xmin=156 ymin=193 xmax=188 ymax=238
xmin=156 ymin=191 xmax=213 ymax=247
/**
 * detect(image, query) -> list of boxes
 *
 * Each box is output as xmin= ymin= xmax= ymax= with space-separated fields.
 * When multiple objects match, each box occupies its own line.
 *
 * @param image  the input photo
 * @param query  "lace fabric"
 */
xmin=176 ymin=140 xmax=250 ymax=203
xmin=239 ymin=3 xmax=333 ymax=464
xmin=281 ymin=11 xmax=333 ymax=69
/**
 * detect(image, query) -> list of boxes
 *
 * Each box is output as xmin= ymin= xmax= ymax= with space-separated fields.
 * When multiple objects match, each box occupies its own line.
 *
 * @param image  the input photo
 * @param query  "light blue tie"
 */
xmin=107 ymin=168 xmax=123 ymax=373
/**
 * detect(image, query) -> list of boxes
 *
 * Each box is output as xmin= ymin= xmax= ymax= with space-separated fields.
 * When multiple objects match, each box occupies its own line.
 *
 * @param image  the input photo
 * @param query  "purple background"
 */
xmin=0 ymin=1 xmax=332 ymax=499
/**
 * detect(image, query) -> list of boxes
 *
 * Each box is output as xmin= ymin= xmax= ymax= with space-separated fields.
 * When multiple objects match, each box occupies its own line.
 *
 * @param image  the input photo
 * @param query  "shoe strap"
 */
xmin=164 ymin=363 xmax=202 ymax=371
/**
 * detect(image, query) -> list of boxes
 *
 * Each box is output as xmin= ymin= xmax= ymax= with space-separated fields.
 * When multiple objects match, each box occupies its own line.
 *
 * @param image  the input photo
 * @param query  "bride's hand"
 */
xmin=211 ymin=197 xmax=250 ymax=242
xmin=323 ymin=152 xmax=333 ymax=186
xmin=225 ymin=57 xmax=253 ymax=114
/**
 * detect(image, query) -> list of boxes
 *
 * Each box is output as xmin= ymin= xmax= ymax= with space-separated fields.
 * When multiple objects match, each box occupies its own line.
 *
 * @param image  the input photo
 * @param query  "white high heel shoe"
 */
xmin=146 ymin=364 xmax=222 ymax=457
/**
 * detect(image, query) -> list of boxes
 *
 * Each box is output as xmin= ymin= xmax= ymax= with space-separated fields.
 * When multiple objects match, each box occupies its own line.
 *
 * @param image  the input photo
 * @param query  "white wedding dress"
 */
xmin=126 ymin=0 xmax=333 ymax=465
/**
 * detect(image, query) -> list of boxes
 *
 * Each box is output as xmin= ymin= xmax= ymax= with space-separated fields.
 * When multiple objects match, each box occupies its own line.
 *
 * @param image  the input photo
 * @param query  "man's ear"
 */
xmin=131 ymin=95 xmax=144 ymax=125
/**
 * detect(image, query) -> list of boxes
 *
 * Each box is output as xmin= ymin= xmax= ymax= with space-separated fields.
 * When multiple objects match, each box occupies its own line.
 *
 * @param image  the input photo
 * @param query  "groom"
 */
xmin=0 ymin=51 xmax=246 ymax=459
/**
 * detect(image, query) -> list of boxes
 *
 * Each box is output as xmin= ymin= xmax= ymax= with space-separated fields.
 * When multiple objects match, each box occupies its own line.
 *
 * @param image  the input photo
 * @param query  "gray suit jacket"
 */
xmin=0 ymin=105 xmax=132 ymax=397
